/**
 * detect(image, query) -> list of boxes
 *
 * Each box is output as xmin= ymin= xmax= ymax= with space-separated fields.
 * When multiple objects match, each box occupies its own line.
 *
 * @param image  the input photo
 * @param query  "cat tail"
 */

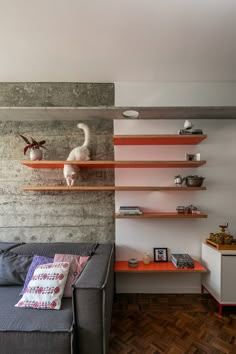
xmin=77 ymin=123 xmax=90 ymax=147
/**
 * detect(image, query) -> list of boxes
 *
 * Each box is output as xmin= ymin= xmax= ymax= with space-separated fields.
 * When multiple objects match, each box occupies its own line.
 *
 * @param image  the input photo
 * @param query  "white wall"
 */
xmin=115 ymin=82 xmax=236 ymax=106
xmin=114 ymin=118 xmax=236 ymax=293
xmin=114 ymin=82 xmax=236 ymax=293
xmin=0 ymin=0 xmax=235 ymax=82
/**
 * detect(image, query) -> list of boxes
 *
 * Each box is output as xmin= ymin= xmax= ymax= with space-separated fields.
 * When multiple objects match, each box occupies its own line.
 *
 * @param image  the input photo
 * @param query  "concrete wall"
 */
xmin=0 ymin=83 xmax=115 ymax=243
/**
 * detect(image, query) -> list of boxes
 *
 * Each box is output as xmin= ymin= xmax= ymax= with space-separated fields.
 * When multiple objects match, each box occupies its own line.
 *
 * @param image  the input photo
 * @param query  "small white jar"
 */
xmin=142 ymin=252 xmax=151 ymax=265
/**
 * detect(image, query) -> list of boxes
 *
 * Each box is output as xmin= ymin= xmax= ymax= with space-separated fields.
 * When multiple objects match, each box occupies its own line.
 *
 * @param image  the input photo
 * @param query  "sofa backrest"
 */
xmin=11 ymin=242 xmax=98 ymax=257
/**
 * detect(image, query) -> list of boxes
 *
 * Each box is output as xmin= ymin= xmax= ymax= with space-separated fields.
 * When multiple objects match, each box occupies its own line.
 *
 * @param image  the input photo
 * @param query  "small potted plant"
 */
xmin=20 ymin=135 xmax=47 ymax=161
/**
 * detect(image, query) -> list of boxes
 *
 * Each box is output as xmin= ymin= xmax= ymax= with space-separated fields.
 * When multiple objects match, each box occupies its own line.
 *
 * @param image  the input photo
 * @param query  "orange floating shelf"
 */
xmin=113 ymin=134 xmax=207 ymax=145
xmin=21 ymin=185 xmax=207 ymax=192
xmin=115 ymin=212 xmax=208 ymax=219
xmin=21 ymin=186 xmax=117 ymax=191
xmin=20 ymin=160 xmax=206 ymax=169
xmin=114 ymin=261 xmax=207 ymax=273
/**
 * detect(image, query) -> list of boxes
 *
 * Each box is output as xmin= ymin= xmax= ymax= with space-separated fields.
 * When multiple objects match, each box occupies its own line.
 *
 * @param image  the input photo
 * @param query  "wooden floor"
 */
xmin=109 ymin=294 xmax=236 ymax=354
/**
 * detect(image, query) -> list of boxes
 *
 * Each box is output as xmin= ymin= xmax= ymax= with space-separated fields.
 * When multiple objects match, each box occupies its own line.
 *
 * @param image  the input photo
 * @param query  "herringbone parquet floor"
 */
xmin=109 ymin=294 xmax=236 ymax=354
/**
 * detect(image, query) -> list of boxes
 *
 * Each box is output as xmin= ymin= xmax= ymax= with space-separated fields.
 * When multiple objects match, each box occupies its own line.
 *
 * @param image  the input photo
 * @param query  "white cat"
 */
xmin=63 ymin=123 xmax=90 ymax=186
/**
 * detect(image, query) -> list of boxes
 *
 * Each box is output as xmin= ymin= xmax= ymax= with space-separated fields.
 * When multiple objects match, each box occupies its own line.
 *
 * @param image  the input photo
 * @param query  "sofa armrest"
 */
xmin=72 ymin=244 xmax=114 ymax=354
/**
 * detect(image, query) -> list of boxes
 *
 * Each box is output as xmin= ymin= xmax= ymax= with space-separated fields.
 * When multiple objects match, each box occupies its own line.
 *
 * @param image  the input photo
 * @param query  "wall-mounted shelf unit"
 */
xmin=114 ymin=261 xmax=207 ymax=273
xmin=20 ymin=160 xmax=206 ymax=169
xmin=21 ymin=186 xmax=207 ymax=192
xmin=115 ymin=212 xmax=208 ymax=219
xmin=113 ymin=134 xmax=207 ymax=145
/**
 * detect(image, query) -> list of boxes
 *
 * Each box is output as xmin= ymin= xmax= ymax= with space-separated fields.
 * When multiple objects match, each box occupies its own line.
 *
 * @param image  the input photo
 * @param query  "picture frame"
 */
xmin=153 ymin=248 xmax=168 ymax=262
xmin=185 ymin=153 xmax=201 ymax=161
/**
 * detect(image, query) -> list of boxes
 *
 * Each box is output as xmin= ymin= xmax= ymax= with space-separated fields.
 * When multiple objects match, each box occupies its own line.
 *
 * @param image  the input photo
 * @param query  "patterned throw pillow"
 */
xmin=15 ymin=262 xmax=70 ymax=310
xmin=53 ymin=254 xmax=90 ymax=297
xmin=20 ymin=255 xmax=53 ymax=295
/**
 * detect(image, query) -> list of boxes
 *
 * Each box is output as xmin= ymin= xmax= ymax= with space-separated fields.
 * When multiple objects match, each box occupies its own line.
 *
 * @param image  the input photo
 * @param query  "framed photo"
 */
xmin=153 ymin=248 xmax=168 ymax=262
xmin=185 ymin=153 xmax=201 ymax=161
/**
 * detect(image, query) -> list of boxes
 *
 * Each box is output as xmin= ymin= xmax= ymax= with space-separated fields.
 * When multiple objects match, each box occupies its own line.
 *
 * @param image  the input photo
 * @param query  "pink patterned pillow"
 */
xmin=15 ymin=262 xmax=70 ymax=310
xmin=53 ymin=254 xmax=90 ymax=297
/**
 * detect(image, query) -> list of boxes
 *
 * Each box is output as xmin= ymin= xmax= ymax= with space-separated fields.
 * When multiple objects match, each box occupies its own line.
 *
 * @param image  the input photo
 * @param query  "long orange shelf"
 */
xmin=20 ymin=160 xmax=206 ymax=169
xmin=113 ymin=134 xmax=207 ymax=145
xmin=115 ymin=212 xmax=208 ymax=219
xmin=114 ymin=261 xmax=207 ymax=273
xmin=21 ymin=186 xmax=207 ymax=191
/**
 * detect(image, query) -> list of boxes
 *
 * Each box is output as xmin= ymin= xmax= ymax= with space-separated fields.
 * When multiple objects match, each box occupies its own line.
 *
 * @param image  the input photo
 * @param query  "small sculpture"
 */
xmin=178 ymin=120 xmax=203 ymax=135
xmin=174 ymin=175 xmax=183 ymax=186
xmin=208 ymin=223 xmax=234 ymax=245
xmin=184 ymin=120 xmax=193 ymax=130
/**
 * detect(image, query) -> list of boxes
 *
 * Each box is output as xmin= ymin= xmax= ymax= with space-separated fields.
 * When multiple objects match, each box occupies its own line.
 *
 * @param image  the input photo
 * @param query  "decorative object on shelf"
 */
xmin=174 ymin=175 xmax=182 ymax=186
xmin=185 ymin=153 xmax=201 ymax=161
xmin=176 ymin=206 xmax=185 ymax=214
xmin=153 ymin=248 xmax=168 ymax=262
xmin=174 ymin=175 xmax=205 ymax=187
xmin=178 ymin=120 xmax=203 ymax=135
xmin=63 ymin=123 xmax=90 ymax=187
xmin=171 ymin=254 xmax=194 ymax=268
xmin=176 ymin=204 xmax=200 ymax=214
xmin=185 ymin=204 xmax=199 ymax=214
xmin=185 ymin=175 xmax=205 ymax=187
xmin=184 ymin=120 xmax=193 ymax=130
xmin=142 ymin=253 xmax=151 ymax=265
xmin=20 ymin=135 xmax=47 ymax=161
xmin=207 ymin=223 xmax=235 ymax=246
xmin=117 ymin=206 xmax=143 ymax=216
xmin=128 ymin=258 xmax=138 ymax=268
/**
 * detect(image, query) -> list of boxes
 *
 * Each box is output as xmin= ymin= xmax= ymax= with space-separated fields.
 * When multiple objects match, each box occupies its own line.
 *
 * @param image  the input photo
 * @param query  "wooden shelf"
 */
xmin=21 ymin=186 xmax=117 ymax=191
xmin=114 ymin=261 xmax=207 ymax=273
xmin=205 ymin=240 xmax=236 ymax=250
xmin=113 ymin=134 xmax=207 ymax=145
xmin=21 ymin=186 xmax=207 ymax=192
xmin=115 ymin=212 xmax=208 ymax=219
xmin=20 ymin=160 xmax=206 ymax=169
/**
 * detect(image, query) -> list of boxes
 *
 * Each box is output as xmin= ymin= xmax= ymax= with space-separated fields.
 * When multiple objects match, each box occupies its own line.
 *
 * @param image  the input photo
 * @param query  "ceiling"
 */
xmin=0 ymin=0 xmax=235 ymax=82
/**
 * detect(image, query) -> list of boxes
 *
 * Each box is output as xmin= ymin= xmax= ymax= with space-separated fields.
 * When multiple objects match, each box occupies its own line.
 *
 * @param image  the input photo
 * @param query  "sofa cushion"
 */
xmin=0 ymin=252 xmax=33 ymax=285
xmin=20 ymin=255 xmax=53 ymax=295
xmin=54 ymin=254 xmax=90 ymax=297
xmin=0 ymin=286 xmax=73 ymax=354
xmin=12 ymin=242 xmax=98 ymax=258
xmin=15 ymin=262 xmax=70 ymax=310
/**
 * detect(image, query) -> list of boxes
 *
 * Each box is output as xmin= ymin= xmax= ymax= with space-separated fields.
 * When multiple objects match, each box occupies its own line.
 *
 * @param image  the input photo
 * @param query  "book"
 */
xmin=171 ymin=254 xmax=194 ymax=268
xmin=119 ymin=206 xmax=141 ymax=210
xmin=117 ymin=210 xmax=142 ymax=215
xmin=118 ymin=206 xmax=143 ymax=215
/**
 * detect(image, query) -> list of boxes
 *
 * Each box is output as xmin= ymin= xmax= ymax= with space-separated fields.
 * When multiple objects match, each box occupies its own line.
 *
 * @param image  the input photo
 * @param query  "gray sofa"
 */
xmin=0 ymin=241 xmax=114 ymax=354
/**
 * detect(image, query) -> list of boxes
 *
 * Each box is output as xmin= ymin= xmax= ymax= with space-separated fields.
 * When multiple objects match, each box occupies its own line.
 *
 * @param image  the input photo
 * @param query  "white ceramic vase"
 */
xmin=29 ymin=148 xmax=43 ymax=161
xmin=142 ymin=253 xmax=151 ymax=265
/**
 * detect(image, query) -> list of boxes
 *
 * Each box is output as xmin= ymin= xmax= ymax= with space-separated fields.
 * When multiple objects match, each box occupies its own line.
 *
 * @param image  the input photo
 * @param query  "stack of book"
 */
xmin=171 ymin=254 xmax=194 ymax=268
xmin=117 ymin=206 xmax=143 ymax=216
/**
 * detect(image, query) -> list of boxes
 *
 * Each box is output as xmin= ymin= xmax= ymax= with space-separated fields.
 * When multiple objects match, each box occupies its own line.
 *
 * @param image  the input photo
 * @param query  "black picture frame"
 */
xmin=153 ymin=248 xmax=168 ymax=262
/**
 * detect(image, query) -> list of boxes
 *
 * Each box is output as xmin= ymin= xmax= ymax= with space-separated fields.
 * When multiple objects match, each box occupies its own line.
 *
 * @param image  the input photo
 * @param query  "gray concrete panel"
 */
xmin=0 ymin=83 xmax=114 ymax=107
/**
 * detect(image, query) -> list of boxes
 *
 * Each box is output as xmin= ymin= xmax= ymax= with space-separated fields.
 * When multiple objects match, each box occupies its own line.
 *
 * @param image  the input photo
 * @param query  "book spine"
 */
xmin=119 ymin=206 xmax=141 ymax=210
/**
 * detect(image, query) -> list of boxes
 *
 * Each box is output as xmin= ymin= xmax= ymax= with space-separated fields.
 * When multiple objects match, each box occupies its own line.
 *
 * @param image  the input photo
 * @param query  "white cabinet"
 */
xmin=201 ymin=242 xmax=236 ymax=315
